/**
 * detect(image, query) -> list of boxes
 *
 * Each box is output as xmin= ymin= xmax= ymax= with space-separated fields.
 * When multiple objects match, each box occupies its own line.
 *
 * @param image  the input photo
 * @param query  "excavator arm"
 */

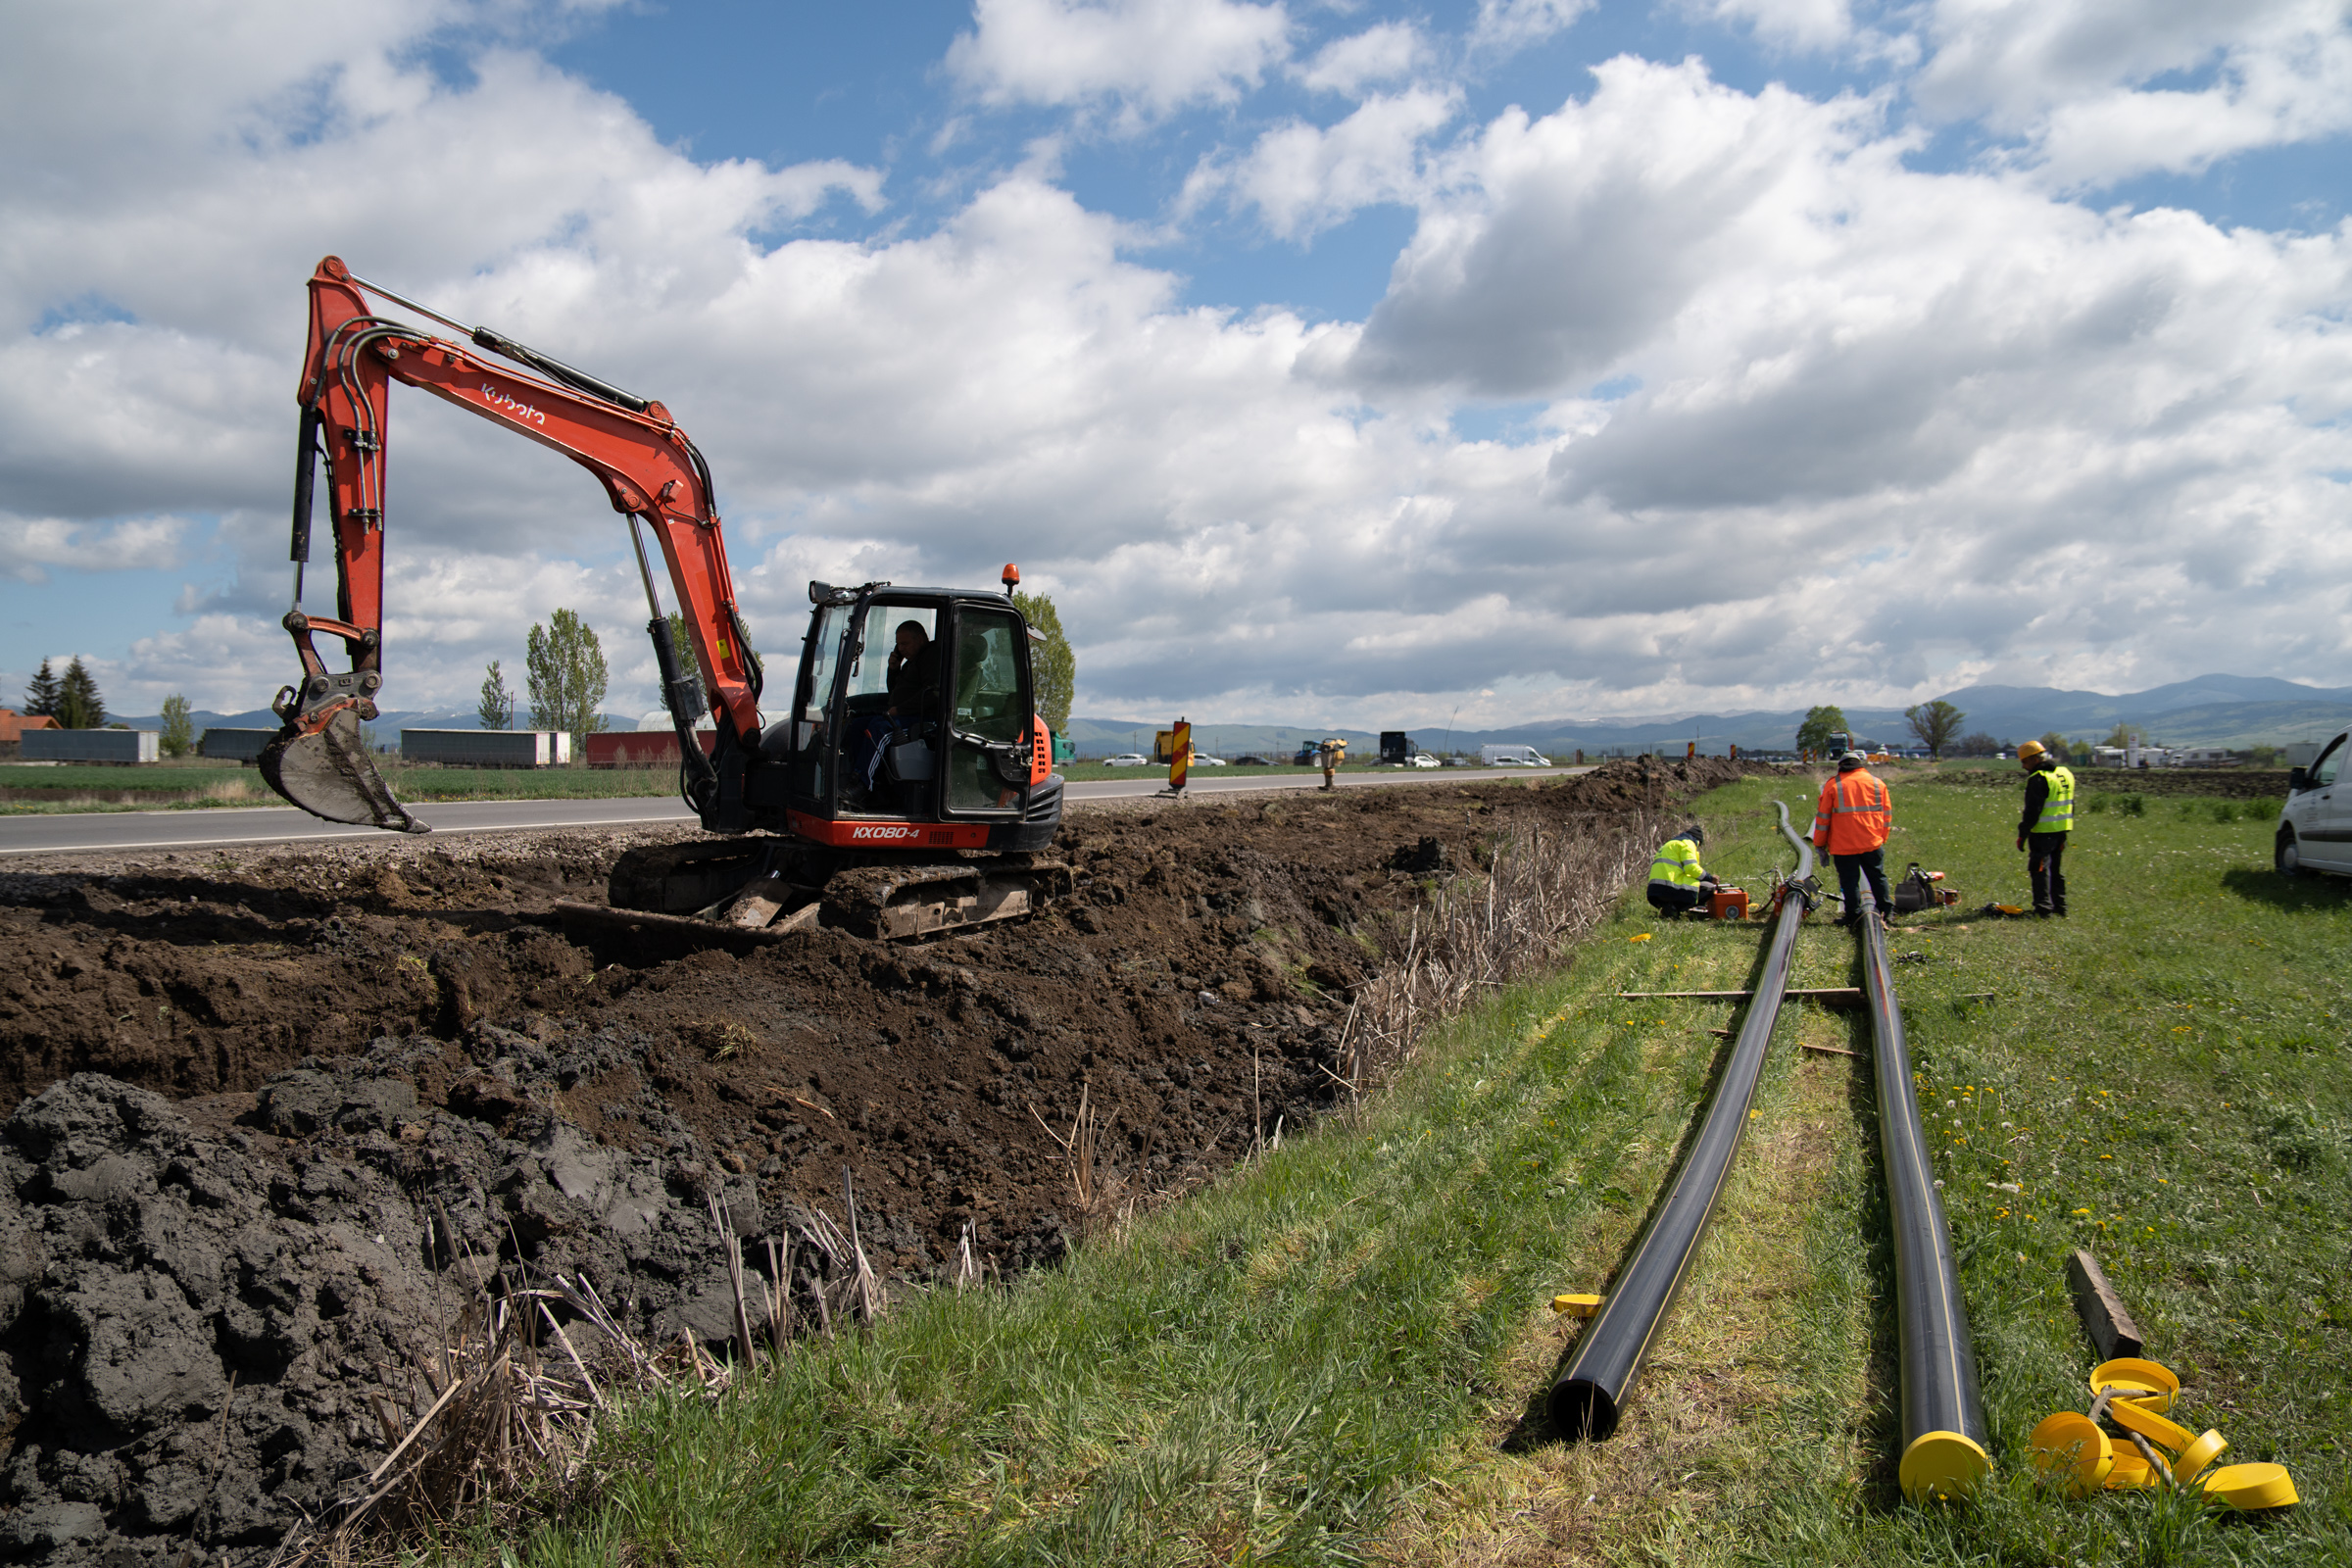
xmin=263 ymin=256 xmax=760 ymax=832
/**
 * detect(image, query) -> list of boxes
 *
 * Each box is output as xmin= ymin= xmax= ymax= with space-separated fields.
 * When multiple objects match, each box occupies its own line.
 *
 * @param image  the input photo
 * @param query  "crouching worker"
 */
xmin=1646 ymin=824 xmax=1718 ymax=918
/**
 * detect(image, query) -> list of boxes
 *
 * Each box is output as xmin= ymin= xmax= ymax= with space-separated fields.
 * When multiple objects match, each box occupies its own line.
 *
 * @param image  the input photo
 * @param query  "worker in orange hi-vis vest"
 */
xmin=1810 ymin=751 xmax=1894 ymax=928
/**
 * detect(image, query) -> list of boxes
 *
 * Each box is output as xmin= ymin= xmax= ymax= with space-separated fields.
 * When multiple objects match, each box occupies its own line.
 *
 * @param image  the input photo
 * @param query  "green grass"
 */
xmin=488 ymin=775 xmax=2349 ymax=1566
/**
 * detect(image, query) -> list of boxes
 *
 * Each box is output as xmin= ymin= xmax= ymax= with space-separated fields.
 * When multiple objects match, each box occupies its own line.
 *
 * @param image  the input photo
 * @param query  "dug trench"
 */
xmin=0 ymin=759 xmax=1756 ymax=1564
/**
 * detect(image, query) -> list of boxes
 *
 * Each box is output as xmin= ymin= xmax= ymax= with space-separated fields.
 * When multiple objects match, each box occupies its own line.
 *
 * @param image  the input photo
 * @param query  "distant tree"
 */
xmin=526 ymin=610 xmax=609 ymax=750
xmin=2103 ymin=721 xmax=2147 ymax=748
xmin=23 ymin=659 xmax=61 ymax=719
xmin=1904 ymin=700 xmax=1967 ymax=759
xmin=477 ymin=660 xmax=515 ymax=730
xmin=664 ymin=611 xmax=698 ymax=669
xmin=160 ymin=695 xmax=194 ymax=758
xmin=57 ymin=658 xmax=105 ymax=729
xmin=1956 ymin=731 xmax=2001 ymax=758
xmin=2249 ymin=744 xmax=2279 ymax=768
xmin=1012 ymin=590 xmax=1075 ymax=736
xmin=1795 ymin=705 xmax=1848 ymax=759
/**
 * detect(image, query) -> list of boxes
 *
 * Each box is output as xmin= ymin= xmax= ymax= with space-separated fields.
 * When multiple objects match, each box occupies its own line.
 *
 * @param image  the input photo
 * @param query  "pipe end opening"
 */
xmin=1546 ymin=1380 xmax=1620 ymax=1444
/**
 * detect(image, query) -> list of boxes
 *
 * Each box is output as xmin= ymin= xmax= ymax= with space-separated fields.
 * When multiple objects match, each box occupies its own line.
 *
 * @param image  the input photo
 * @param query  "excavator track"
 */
xmin=573 ymin=839 xmax=1068 ymax=946
xmin=824 ymin=855 xmax=1070 ymax=940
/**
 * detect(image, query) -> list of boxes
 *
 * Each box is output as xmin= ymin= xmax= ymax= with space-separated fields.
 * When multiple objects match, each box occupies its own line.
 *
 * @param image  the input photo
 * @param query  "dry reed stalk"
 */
xmin=709 ymin=1193 xmax=761 ymax=1367
xmin=1334 ymin=808 xmax=1665 ymax=1096
xmin=1029 ymin=1081 xmax=1127 ymax=1232
xmin=956 ymin=1221 xmax=979 ymax=1292
xmin=842 ymin=1168 xmax=880 ymax=1328
xmin=274 ymin=1277 xmax=710 ymax=1566
xmin=763 ymin=1237 xmax=795 ymax=1354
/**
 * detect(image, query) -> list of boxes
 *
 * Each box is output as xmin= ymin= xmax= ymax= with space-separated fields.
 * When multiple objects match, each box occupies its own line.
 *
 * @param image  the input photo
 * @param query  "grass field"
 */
xmin=346 ymin=775 xmax=2352 ymax=1561
xmin=0 ymin=761 xmax=685 ymax=812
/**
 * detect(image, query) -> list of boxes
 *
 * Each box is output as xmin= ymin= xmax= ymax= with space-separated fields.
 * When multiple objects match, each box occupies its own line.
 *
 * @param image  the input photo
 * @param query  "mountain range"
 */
xmin=95 ymin=674 xmax=2352 ymax=759
xmin=1066 ymin=674 xmax=2352 ymax=758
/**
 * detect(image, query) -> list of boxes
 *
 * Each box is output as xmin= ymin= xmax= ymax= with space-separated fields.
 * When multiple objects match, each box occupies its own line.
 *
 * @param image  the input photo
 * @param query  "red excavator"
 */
xmin=263 ymin=256 xmax=1065 ymax=938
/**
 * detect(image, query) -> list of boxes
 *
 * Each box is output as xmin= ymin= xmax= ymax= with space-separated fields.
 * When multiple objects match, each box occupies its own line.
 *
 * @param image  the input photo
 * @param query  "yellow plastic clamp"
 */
xmin=2028 ymin=1411 xmax=2111 ymax=1497
xmin=2200 ymin=1462 xmax=2298 ymax=1511
xmin=2088 ymin=1357 xmax=2180 ymax=1413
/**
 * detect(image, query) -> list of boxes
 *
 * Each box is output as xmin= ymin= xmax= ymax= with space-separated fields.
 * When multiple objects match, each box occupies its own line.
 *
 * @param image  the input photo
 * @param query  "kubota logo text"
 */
xmin=481 ymin=384 xmax=546 ymax=425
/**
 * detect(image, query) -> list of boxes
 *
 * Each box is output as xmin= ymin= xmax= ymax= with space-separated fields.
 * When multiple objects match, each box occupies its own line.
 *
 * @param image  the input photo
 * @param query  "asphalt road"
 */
xmin=0 ymin=766 xmax=1588 ymax=858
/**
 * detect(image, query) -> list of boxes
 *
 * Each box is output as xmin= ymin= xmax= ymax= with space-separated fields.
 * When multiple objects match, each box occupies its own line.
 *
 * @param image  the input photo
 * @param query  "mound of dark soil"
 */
xmin=0 ymin=760 xmax=1761 ymax=1562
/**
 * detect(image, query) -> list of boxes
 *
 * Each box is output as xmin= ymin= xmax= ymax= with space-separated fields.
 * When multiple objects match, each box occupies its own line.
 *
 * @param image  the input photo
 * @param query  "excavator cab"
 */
xmin=763 ymin=578 xmax=1061 ymax=855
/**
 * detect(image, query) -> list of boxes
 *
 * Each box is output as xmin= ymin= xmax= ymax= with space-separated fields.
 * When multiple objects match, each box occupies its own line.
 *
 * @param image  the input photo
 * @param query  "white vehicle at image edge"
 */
xmin=1102 ymin=754 xmax=1152 ymax=767
xmin=2277 ymin=727 xmax=2352 ymax=877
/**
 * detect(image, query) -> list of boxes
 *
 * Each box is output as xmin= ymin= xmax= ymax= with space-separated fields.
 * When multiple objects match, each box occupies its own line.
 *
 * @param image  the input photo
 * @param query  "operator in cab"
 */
xmin=2014 ymin=739 xmax=2074 ymax=917
xmin=1646 ymin=824 xmax=1718 ymax=918
xmin=847 ymin=620 xmax=939 ymax=805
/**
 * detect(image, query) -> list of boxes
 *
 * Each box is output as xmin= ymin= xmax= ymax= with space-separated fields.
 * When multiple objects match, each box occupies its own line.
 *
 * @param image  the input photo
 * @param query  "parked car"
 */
xmin=1191 ymin=754 xmax=1226 ymax=766
xmin=1409 ymin=753 xmax=1441 ymax=768
xmin=1102 ymin=753 xmax=1152 ymax=767
xmin=2278 ymin=727 xmax=2350 ymax=877
xmin=1232 ymin=754 xmax=1270 ymax=766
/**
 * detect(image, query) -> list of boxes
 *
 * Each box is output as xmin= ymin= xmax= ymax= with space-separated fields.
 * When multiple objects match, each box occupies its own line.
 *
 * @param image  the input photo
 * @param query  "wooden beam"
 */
xmin=1618 ymin=988 xmax=1865 ymax=1004
xmin=2066 ymin=1249 xmax=2145 ymax=1362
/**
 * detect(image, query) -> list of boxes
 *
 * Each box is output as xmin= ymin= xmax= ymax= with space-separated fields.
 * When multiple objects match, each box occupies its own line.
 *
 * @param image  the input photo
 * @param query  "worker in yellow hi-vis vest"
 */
xmin=1646 ymin=824 xmax=1717 ymax=918
xmin=2014 ymin=740 xmax=2074 ymax=917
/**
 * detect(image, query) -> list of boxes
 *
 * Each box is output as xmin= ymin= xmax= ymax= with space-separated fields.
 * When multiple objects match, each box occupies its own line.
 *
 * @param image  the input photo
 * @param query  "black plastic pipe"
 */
xmin=1858 ymin=910 xmax=1990 ymax=1502
xmin=1548 ymin=802 xmax=1817 ymax=1440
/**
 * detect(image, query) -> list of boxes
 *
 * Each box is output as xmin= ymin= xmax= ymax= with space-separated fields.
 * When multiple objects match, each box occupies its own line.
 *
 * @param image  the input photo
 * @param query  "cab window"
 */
xmin=844 ymin=605 xmax=936 ymax=704
xmin=946 ymin=606 xmax=1027 ymax=812
xmin=952 ymin=610 xmax=1024 ymax=743
xmin=797 ymin=604 xmax=853 ymax=797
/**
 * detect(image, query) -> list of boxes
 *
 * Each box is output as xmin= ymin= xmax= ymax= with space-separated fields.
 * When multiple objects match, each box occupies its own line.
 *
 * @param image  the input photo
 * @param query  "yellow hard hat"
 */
xmin=2017 ymin=740 xmax=2046 ymax=760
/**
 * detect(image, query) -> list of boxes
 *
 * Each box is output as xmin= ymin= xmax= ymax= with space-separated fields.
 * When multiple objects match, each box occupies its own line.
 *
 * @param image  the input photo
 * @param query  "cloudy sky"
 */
xmin=4 ymin=0 xmax=2349 ymax=732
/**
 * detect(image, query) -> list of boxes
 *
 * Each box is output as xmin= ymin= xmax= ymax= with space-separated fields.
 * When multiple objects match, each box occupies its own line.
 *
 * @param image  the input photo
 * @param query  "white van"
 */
xmin=2278 ymin=726 xmax=2351 ymax=877
xmin=1481 ymin=744 xmax=1551 ymax=767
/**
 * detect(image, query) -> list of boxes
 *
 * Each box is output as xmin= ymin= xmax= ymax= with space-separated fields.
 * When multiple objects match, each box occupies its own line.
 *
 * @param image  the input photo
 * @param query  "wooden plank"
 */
xmin=1618 ymin=988 xmax=1865 ymax=1003
xmin=2066 ymin=1249 xmax=2145 ymax=1361
xmin=1798 ymin=1041 xmax=1859 ymax=1058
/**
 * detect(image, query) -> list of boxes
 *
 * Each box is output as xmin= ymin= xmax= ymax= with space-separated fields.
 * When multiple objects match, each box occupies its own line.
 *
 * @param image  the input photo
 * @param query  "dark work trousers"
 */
xmin=1834 ymin=848 xmax=1891 ymax=920
xmin=2028 ymin=832 xmax=2069 ymax=915
xmin=1647 ymin=883 xmax=1704 ymax=918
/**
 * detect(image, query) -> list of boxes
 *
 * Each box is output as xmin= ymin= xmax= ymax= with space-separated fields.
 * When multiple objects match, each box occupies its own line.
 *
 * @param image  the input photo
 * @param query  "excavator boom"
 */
xmin=264 ymin=256 xmax=760 ymax=829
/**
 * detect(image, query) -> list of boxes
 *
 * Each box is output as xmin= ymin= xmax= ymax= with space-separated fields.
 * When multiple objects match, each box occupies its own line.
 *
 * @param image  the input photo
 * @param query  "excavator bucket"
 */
xmin=260 ymin=709 xmax=428 ymax=834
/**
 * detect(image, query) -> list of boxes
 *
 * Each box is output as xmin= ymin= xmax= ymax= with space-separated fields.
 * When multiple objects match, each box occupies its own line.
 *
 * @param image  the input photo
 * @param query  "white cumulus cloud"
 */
xmin=947 ymin=0 xmax=1292 ymax=123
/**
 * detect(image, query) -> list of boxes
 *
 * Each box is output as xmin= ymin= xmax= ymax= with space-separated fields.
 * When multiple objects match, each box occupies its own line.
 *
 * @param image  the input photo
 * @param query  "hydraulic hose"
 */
xmin=1858 ymin=910 xmax=1990 ymax=1502
xmin=1548 ymin=802 xmax=1817 ymax=1440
